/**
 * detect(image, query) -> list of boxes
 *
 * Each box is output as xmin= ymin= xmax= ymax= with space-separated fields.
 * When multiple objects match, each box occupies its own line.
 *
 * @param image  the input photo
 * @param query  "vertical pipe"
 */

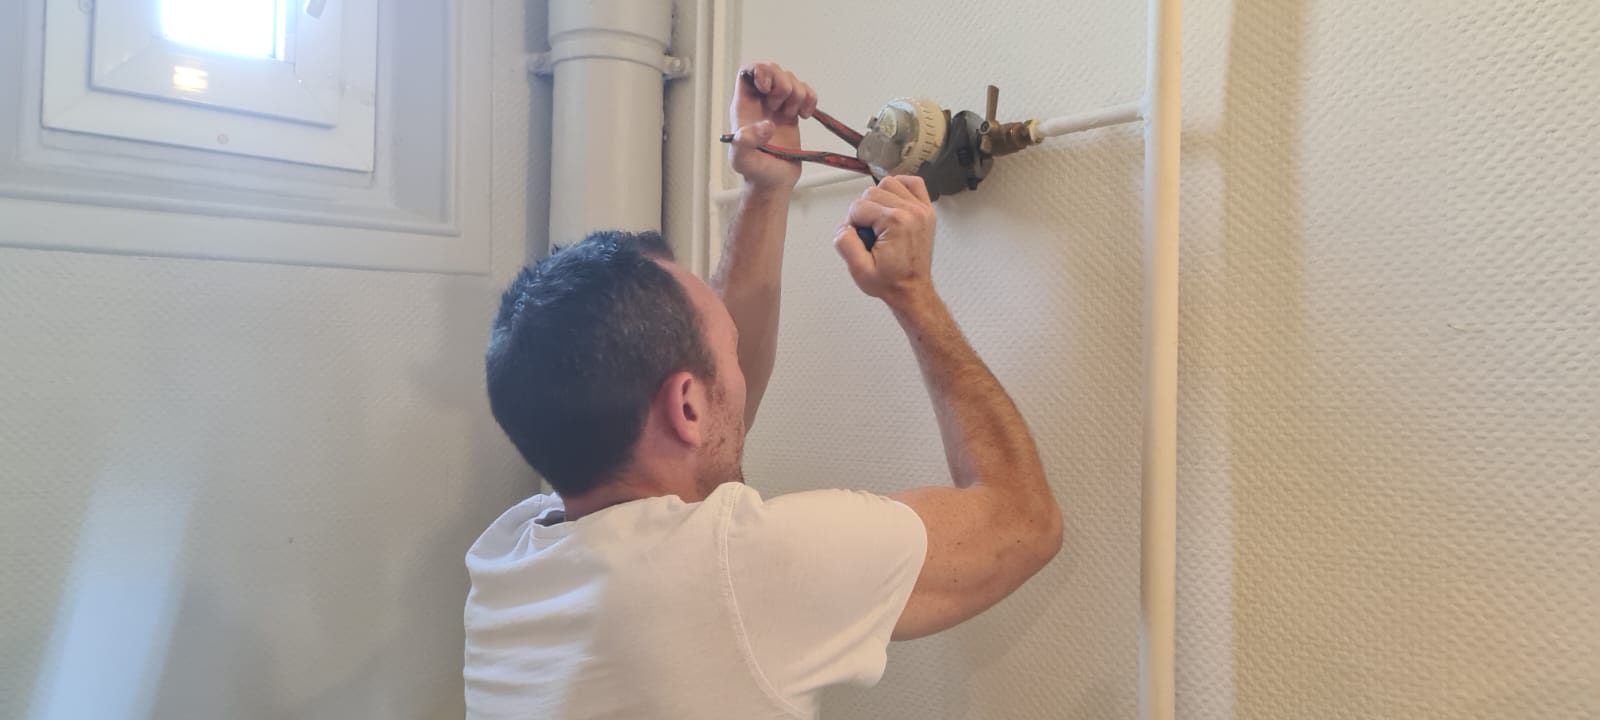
xmin=1140 ymin=0 xmax=1182 ymax=716
xmin=688 ymin=0 xmax=713 ymax=276
xmin=546 ymin=0 xmax=673 ymax=250
xmin=703 ymin=0 xmax=730 ymax=276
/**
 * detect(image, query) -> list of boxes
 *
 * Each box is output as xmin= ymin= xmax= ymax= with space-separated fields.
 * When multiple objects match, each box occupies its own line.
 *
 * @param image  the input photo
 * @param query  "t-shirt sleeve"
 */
xmin=721 ymin=487 xmax=929 ymax=695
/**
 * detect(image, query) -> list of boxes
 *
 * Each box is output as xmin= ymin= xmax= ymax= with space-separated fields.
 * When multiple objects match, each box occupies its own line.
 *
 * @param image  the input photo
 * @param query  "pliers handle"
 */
xmin=718 ymin=70 xmax=875 ymax=177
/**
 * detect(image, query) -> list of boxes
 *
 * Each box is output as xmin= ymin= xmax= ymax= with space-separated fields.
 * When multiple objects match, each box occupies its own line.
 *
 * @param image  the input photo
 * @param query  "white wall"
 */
xmin=0 ymin=1 xmax=546 ymax=717
xmin=728 ymin=0 xmax=1600 ymax=718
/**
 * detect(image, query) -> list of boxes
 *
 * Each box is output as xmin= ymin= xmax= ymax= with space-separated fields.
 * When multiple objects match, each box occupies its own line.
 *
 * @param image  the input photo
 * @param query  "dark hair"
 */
xmin=485 ymin=230 xmax=714 ymax=497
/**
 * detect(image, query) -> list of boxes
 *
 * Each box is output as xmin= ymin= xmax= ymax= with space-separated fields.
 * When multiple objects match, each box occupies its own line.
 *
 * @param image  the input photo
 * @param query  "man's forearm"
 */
xmin=891 ymin=290 xmax=1049 ymax=507
xmin=712 ymin=184 xmax=792 ymax=428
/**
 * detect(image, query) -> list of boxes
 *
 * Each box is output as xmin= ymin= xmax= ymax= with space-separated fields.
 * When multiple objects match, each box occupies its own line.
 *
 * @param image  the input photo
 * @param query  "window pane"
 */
xmin=161 ymin=0 xmax=284 ymax=59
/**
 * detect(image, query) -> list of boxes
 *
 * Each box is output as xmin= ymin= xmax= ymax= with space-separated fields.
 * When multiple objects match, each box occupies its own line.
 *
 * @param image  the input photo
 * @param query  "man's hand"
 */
xmin=833 ymin=175 xmax=938 ymax=306
xmin=728 ymin=63 xmax=817 ymax=192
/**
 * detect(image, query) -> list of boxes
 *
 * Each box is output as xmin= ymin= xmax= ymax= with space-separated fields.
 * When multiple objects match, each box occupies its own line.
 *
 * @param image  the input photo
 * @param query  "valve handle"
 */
xmin=980 ymin=85 xmax=1000 ymax=155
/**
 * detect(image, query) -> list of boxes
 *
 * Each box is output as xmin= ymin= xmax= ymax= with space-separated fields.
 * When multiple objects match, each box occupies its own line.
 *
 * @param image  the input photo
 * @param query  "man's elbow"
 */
xmin=997 ymin=483 xmax=1063 ymax=571
xmin=1026 ymin=499 xmax=1064 ymax=572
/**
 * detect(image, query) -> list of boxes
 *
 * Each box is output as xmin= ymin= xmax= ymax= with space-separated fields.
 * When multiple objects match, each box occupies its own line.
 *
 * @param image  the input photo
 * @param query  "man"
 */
xmin=465 ymin=63 xmax=1062 ymax=719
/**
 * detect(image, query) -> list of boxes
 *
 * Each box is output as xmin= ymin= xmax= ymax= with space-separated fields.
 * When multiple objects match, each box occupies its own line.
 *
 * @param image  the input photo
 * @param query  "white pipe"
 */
xmin=702 ymin=0 xmax=731 ymax=276
xmin=1037 ymin=101 xmax=1144 ymax=138
xmin=546 ymin=0 xmax=673 ymax=251
xmin=688 ymin=0 xmax=713 ymax=276
xmin=711 ymin=166 xmax=867 ymax=204
xmin=1140 ymin=0 xmax=1182 ymax=716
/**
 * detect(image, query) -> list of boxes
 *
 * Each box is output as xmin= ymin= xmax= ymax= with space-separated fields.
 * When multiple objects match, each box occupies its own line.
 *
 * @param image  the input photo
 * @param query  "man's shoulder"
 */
xmin=722 ymin=485 xmax=926 ymax=556
xmin=727 ymin=485 xmax=919 ymax=524
xmin=465 ymin=493 xmax=564 ymax=564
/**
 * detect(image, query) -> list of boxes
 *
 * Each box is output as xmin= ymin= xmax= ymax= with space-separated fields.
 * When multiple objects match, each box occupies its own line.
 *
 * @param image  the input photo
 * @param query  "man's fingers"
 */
xmin=895 ymin=174 xmax=932 ymax=204
xmin=763 ymin=73 xmax=795 ymax=114
xmin=779 ymin=74 xmax=808 ymax=118
xmin=877 ymin=175 xmax=921 ymax=202
xmin=798 ymin=85 xmax=818 ymax=119
xmin=834 ymin=224 xmax=875 ymax=277
xmin=730 ymin=121 xmax=776 ymax=148
xmin=747 ymin=63 xmax=775 ymax=94
xmin=735 ymin=64 xmax=764 ymax=100
xmin=848 ymin=198 xmax=892 ymax=229
xmin=863 ymin=186 xmax=912 ymax=210
xmin=738 ymin=63 xmax=818 ymax=121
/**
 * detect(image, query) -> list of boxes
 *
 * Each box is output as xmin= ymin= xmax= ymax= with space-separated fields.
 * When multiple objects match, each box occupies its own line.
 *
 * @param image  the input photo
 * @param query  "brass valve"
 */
xmin=978 ymin=85 xmax=1042 ymax=158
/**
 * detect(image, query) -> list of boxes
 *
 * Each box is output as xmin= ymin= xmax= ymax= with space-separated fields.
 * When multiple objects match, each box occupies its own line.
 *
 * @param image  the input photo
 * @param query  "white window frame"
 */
xmin=42 ymin=0 xmax=377 ymax=171
xmin=0 ymin=0 xmax=492 ymax=275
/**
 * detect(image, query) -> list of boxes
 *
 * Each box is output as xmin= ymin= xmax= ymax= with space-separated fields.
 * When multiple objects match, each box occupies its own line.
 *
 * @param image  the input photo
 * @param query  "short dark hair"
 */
xmin=485 ymin=230 xmax=714 ymax=497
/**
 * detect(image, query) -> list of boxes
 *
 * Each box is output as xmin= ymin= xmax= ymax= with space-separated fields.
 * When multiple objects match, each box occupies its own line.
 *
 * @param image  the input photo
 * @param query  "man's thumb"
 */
xmin=731 ymin=120 xmax=775 ymax=148
xmin=834 ymin=223 xmax=876 ymax=277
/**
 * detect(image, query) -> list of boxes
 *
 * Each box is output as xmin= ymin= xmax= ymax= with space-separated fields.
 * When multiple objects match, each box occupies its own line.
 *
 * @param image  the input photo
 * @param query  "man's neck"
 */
xmin=560 ymin=475 xmax=697 ymax=522
xmin=560 ymin=492 xmax=640 ymax=522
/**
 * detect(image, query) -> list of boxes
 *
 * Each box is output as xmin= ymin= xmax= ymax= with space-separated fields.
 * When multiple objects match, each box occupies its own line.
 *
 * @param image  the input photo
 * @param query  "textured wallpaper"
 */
xmin=733 ymin=0 xmax=1600 ymax=718
xmin=0 ymin=2 xmax=540 ymax=717
xmin=1176 ymin=0 xmax=1600 ymax=717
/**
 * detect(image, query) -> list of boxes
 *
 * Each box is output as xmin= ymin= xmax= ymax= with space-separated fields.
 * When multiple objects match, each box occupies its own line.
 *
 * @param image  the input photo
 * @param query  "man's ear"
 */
xmin=655 ymin=370 xmax=706 ymax=448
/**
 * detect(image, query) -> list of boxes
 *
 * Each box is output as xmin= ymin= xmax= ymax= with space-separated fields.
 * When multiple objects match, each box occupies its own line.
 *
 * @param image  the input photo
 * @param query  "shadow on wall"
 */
xmin=1213 ymin=0 xmax=1600 ymax=714
xmin=1212 ymin=0 xmax=1487 ymax=714
xmin=1216 ymin=0 xmax=1311 ymax=714
xmin=140 ymin=278 xmax=510 ymax=720
xmin=22 ymin=269 xmax=519 ymax=720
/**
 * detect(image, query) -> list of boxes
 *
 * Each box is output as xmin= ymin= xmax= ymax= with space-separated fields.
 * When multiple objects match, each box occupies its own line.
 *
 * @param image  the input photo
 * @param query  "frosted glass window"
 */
xmin=160 ymin=0 xmax=287 ymax=59
xmin=43 ymin=0 xmax=377 ymax=170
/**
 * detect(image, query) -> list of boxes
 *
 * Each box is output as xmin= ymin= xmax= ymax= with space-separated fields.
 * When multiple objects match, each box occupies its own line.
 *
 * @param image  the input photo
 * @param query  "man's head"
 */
xmin=486 ymin=231 xmax=747 ymax=505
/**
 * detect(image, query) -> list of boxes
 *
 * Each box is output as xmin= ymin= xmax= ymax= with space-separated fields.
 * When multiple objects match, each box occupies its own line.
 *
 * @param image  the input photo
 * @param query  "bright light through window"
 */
xmin=160 ymin=0 xmax=287 ymax=59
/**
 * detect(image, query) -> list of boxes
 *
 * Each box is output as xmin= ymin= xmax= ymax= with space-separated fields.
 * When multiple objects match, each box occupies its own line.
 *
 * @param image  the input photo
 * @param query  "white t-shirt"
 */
xmin=463 ymin=482 xmax=928 ymax=720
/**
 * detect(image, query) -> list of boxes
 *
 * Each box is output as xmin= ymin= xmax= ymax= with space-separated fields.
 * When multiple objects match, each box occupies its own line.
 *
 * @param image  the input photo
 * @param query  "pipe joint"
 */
xmin=534 ymin=0 xmax=684 ymax=78
xmin=528 ymin=43 xmax=689 ymax=79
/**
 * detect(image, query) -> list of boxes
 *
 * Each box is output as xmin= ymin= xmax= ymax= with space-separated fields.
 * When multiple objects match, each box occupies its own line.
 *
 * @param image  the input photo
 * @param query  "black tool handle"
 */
xmin=856 ymin=226 xmax=877 ymax=251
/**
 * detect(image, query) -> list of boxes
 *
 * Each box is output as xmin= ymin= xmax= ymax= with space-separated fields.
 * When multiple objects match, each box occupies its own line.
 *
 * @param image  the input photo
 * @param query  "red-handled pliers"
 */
xmin=719 ymin=69 xmax=875 ymax=176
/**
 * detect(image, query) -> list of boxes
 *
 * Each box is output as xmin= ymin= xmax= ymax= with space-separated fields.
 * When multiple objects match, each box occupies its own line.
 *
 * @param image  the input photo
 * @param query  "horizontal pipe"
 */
xmin=710 ymin=166 xmax=868 ymax=204
xmin=1037 ymin=102 xmax=1144 ymax=138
